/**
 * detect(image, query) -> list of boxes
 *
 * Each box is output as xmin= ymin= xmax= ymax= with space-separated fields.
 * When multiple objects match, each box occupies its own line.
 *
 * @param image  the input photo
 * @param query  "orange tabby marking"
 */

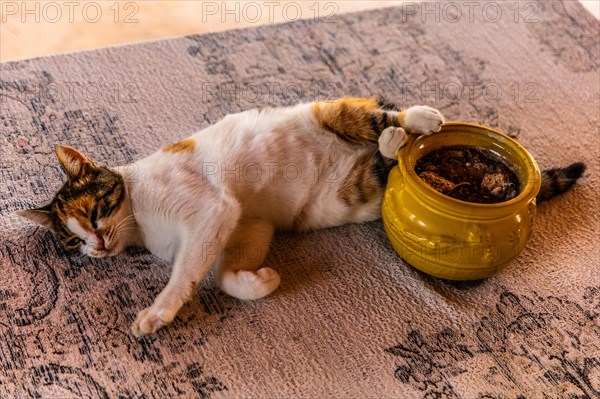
xmin=337 ymin=150 xmax=381 ymax=206
xmin=163 ymin=138 xmax=196 ymax=153
xmin=312 ymin=97 xmax=401 ymax=145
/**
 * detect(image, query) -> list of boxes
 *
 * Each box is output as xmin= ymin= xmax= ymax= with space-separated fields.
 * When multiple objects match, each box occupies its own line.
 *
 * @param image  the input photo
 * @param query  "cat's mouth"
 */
xmin=88 ymin=242 xmax=119 ymax=258
xmin=90 ymin=250 xmax=109 ymax=258
xmin=86 ymin=230 xmax=124 ymax=257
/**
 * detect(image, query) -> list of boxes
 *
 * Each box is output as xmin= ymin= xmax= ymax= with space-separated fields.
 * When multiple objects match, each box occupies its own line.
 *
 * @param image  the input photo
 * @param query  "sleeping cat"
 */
xmin=16 ymin=98 xmax=585 ymax=337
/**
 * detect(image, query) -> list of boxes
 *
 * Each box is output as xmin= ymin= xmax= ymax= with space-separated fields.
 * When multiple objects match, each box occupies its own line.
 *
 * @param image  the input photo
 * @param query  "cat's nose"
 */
xmin=96 ymin=236 xmax=106 ymax=251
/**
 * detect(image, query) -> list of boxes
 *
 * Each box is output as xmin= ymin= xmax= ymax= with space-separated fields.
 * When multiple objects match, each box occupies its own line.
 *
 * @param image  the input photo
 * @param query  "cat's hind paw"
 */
xmin=378 ymin=127 xmax=408 ymax=160
xmin=402 ymin=105 xmax=444 ymax=135
xmin=220 ymin=267 xmax=281 ymax=301
xmin=131 ymin=306 xmax=175 ymax=337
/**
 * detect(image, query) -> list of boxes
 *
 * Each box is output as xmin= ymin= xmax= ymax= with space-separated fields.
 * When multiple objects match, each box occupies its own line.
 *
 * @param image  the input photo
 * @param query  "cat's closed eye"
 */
xmin=65 ymin=236 xmax=82 ymax=248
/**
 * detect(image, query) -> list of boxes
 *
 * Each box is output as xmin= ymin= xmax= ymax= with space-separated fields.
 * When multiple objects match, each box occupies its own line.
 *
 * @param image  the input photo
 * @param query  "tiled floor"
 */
xmin=1 ymin=1 xmax=598 ymax=62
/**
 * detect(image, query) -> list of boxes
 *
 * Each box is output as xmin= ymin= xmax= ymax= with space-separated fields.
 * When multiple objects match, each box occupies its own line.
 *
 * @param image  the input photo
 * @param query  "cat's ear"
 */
xmin=55 ymin=145 xmax=95 ymax=179
xmin=15 ymin=205 xmax=55 ymax=231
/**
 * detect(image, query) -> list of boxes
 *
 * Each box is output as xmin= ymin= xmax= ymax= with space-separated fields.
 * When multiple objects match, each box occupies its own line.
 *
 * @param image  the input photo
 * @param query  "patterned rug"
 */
xmin=1 ymin=1 xmax=599 ymax=397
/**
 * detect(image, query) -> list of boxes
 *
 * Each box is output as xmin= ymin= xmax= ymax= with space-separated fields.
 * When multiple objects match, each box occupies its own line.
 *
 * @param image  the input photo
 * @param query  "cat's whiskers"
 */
xmin=115 ymin=219 xmax=137 ymax=233
xmin=115 ymin=225 xmax=137 ymax=237
xmin=115 ymin=214 xmax=137 ymax=230
xmin=113 ymin=219 xmax=138 ymax=240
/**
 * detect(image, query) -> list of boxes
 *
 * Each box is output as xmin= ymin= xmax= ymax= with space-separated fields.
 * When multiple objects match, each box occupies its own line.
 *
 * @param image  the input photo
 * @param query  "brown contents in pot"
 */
xmin=414 ymin=146 xmax=520 ymax=203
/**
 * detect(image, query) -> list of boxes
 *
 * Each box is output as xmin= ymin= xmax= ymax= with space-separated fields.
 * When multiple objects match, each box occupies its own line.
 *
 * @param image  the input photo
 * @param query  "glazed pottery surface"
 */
xmin=382 ymin=122 xmax=542 ymax=280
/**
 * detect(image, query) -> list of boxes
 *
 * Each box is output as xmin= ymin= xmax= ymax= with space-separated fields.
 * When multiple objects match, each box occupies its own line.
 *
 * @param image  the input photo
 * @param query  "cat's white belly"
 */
xmin=303 ymin=193 xmax=383 ymax=229
xmin=138 ymin=217 xmax=180 ymax=261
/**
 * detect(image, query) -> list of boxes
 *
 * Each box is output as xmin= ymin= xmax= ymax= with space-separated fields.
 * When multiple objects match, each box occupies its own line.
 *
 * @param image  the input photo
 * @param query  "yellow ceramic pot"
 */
xmin=382 ymin=122 xmax=541 ymax=280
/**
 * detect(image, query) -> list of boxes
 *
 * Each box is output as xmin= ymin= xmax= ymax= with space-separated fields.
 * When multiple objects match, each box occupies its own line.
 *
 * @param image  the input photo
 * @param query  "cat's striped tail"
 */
xmin=537 ymin=162 xmax=586 ymax=202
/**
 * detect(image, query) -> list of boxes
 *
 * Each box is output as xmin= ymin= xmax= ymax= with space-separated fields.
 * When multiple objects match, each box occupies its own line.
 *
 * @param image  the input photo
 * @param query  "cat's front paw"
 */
xmin=402 ymin=105 xmax=445 ymax=135
xmin=131 ymin=306 xmax=175 ymax=337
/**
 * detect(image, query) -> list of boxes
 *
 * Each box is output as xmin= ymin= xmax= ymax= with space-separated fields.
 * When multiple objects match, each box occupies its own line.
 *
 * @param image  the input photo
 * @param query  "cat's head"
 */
xmin=16 ymin=145 xmax=134 ymax=258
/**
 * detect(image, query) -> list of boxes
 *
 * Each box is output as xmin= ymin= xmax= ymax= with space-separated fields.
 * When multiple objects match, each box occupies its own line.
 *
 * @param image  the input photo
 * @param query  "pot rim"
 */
xmin=400 ymin=122 xmax=542 ymax=210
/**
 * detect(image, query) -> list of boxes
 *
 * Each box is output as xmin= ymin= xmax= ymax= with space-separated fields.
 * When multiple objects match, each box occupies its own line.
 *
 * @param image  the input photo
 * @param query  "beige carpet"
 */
xmin=1 ymin=1 xmax=599 ymax=397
